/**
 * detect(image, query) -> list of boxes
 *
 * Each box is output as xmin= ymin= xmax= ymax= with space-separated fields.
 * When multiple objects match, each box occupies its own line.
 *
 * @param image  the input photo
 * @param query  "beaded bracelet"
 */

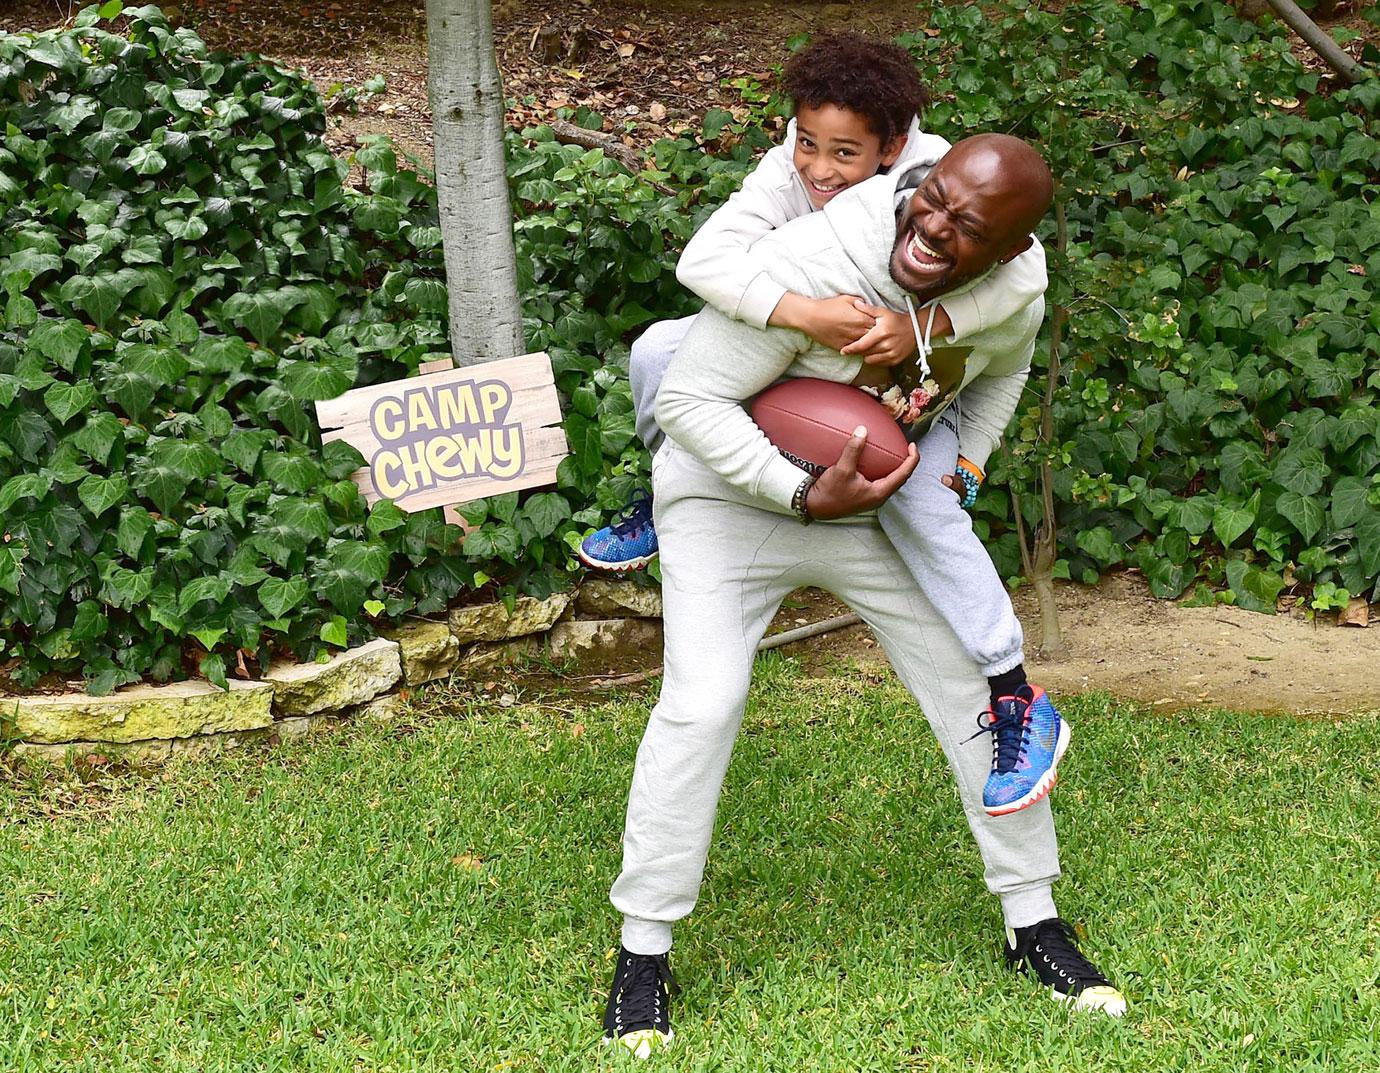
xmin=954 ymin=457 xmax=984 ymax=510
xmin=791 ymin=474 xmax=817 ymax=525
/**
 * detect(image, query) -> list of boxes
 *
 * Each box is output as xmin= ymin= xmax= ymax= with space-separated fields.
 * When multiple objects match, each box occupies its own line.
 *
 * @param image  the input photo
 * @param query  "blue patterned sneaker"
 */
xmin=969 ymin=684 xmax=1070 ymax=816
xmin=602 ymin=947 xmax=677 ymax=1059
xmin=579 ymin=490 xmax=658 ymax=572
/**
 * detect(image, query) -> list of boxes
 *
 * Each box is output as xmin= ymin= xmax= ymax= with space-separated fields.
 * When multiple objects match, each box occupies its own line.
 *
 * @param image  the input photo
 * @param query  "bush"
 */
xmin=0 ymin=4 xmax=707 ymax=692
xmin=902 ymin=0 xmax=1380 ymax=611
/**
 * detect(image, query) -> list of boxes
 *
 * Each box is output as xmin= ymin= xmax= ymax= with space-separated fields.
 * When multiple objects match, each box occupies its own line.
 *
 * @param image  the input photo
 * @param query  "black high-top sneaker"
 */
xmin=1005 ymin=917 xmax=1127 ymax=1016
xmin=602 ymin=946 xmax=678 ymax=1058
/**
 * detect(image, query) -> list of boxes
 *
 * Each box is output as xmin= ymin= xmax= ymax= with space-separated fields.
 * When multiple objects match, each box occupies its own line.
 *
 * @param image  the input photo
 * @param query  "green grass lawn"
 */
xmin=1 ymin=657 xmax=1377 ymax=1071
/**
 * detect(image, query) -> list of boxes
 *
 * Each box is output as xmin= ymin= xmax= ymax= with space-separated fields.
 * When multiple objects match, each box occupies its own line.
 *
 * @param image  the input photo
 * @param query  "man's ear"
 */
xmin=998 ymin=234 xmax=1033 ymax=264
xmin=879 ymin=133 xmax=907 ymax=168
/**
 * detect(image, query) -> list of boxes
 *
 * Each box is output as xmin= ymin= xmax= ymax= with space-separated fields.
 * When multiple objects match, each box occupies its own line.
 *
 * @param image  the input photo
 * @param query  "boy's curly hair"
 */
xmin=782 ymin=33 xmax=929 ymax=146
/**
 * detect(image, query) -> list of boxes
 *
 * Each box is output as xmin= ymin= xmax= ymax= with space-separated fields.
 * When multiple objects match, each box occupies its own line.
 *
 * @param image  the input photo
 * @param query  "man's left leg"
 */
xmin=815 ymin=520 xmax=1126 ymax=1016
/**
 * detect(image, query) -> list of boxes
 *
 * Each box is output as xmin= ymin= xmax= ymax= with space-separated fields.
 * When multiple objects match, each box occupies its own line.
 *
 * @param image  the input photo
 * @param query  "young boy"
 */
xmin=591 ymin=32 xmax=1056 ymax=836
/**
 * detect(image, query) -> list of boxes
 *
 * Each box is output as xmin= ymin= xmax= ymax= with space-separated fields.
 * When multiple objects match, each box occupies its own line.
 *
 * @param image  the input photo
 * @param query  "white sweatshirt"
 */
xmin=656 ymin=160 xmax=1044 ymax=512
xmin=675 ymin=116 xmax=1047 ymax=344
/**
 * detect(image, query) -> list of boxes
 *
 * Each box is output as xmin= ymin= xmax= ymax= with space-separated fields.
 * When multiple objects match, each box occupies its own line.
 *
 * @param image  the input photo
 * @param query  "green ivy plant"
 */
xmin=0 ymin=4 xmax=705 ymax=692
xmin=903 ymin=0 xmax=1380 ymax=613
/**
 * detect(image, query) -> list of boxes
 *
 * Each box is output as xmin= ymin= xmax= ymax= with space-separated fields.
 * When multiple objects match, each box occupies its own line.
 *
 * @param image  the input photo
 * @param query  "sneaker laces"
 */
xmin=609 ymin=490 xmax=654 ymax=538
xmin=1025 ymin=919 xmax=1111 ymax=988
xmin=613 ymin=953 xmax=678 ymax=1031
xmin=964 ymin=685 xmax=1034 ymax=773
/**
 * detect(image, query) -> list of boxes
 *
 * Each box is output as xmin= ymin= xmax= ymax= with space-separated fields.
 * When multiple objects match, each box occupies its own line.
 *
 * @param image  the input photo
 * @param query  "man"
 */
xmin=601 ymin=135 xmax=1126 ymax=1059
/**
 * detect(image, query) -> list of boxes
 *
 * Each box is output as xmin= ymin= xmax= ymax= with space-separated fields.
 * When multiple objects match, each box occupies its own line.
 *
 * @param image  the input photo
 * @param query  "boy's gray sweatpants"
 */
xmin=610 ymin=445 xmax=1060 ymax=955
xmin=628 ymin=316 xmax=1026 ymax=676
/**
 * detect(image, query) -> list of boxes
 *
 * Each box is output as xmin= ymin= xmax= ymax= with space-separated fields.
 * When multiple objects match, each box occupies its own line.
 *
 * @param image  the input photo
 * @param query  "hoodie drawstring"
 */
xmin=904 ymin=294 xmax=939 ymax=383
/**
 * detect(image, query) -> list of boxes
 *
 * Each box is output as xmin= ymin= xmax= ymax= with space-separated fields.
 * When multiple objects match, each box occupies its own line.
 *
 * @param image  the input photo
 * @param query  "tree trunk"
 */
xmin=1032 ymin=195 xmax=1071 ymax=660
xmin=425 ymin=0 xmax=525 ymax=366
xmin=1265 ymin=0 xmax=1366 ymax=83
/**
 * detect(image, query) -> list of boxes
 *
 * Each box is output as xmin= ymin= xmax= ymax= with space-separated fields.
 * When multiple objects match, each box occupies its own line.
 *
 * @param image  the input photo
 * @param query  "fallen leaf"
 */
xmin=1338 ymin=597 xmax=1369 ymax=628
xmin=452 ymin=854 xmax=482 ymax=870
xmin=618 ymin=43 xmax=635 ymax=58
xmin=571 ymin=723 xmax=586 ymax=737
xmin=649 ymin=101 xmax=666 ymax=121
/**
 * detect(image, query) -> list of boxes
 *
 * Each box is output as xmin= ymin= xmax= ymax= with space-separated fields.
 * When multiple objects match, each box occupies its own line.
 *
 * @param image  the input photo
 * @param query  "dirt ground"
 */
xmin=5 ymin=1 xmax=1374 ymax=169
xmin=777 ymin=573 xmax=1380 ymax=716
xmin=5 ymin=1 xmax=1377 ymax=715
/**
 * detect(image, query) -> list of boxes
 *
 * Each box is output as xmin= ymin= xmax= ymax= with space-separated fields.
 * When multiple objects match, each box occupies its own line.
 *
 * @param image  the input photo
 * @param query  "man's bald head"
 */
xmin=889 ymin=133 xmax=1053 ymax=303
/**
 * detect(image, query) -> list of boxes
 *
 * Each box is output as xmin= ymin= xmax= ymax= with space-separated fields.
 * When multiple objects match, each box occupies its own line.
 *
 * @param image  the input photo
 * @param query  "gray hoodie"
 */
xmin=655 ymin=158 xmax=1044 ymax=513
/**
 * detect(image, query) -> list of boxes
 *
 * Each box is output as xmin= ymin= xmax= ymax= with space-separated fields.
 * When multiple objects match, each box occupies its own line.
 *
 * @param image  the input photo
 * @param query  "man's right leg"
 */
xmin=605 ymin=455 xmax=796 ymax=1052
xmin=580 ymin=315 xmax=697 ymax=572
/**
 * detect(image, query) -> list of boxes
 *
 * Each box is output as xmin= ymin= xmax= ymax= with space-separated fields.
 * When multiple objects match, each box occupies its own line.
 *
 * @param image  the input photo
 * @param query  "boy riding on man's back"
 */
xmin=582 ymin=33 xmax=1069 ymax=822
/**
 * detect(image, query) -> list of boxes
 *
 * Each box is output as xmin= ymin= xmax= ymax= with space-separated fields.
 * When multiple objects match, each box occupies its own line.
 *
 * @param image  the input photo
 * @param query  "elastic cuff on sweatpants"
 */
xmin=981 ymin=649 xmax=1027 ymax=678
xmin=1000 ymin=884 xmax=1058 ymax=930
xmin=621 ymin=916 xmax=673 ymax=956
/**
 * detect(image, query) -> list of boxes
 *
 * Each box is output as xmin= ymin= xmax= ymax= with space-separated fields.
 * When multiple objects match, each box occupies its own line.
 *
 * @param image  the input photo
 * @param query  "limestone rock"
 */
xmin=12 ymin=726 xmax=272 ymax=767
xmin=265 ymin=638 xmax=401 ymax=717
xmin=576 ymin=579 xmax=663 ymax=619
xmin=547 ymin=619 xmax=663 ymax=663
xmin=351 ymin=694 xmax=409 ymax=722
xmin=11 ymin=680 xmax=274 ymax=745
xmin=454 ymin=637 xmax=539 ymax=675
xmin=448 ymin=594 xmax=571 ymax=644
xmin=385 ymin=618 xmax=460 ymax=684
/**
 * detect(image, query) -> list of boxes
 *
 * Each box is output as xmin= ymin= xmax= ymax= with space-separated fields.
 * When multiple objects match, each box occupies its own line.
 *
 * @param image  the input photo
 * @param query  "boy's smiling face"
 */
xmin=793 ymin=103 xmax=905 ymax=210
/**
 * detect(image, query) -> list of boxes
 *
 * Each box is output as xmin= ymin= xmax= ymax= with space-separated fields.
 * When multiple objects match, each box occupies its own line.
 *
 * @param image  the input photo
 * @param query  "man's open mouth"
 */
xmin=900 ymin=225 xmax=950 ymax=273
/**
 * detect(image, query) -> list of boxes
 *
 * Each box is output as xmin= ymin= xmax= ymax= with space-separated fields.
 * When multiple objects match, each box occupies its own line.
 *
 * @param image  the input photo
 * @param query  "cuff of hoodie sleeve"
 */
xmin=737 ymin=273 xmax=790 ymax=331
xmin=940 ymin=290 xmax=983 ymax=342
xmin=760 ymin=453 xmax=815 ymax=512
xmin=956 ymin=435 xmax=996 ymax=476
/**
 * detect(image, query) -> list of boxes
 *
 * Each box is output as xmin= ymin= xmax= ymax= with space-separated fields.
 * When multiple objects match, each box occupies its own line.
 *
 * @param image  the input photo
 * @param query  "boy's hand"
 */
xmin=804 ymin=426 xmax=920 ymax=520
xmin=841 ymin=300 xmax=955 ymax=366
xmin=771 ymin=293 xmax=877 ymax=352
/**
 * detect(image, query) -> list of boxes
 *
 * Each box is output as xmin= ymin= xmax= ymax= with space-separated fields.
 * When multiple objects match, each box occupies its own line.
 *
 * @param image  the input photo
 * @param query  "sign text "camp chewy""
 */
xmin=368 ymin=379 xmax=524 ymax=499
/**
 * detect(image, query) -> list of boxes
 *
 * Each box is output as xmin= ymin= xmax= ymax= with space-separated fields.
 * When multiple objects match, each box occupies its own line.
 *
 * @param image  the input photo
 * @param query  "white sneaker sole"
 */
xmin=985 ymin=720 xmax=1071 ymax=817
xmin=601 ymin=1027 xmax=674 ymax=1059
xmin=577 ymin=548 xmax=658 ymax=573
xmin=1053 ymin=983 xmax=1128 ymax=1017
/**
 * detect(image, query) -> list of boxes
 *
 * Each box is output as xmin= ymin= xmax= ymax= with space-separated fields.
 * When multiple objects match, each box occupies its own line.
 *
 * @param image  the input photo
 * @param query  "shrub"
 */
xmin=902 ymin=0 xmax=1380 ymax=611
xmin=0 ymin=4 xmax=703 ymax=692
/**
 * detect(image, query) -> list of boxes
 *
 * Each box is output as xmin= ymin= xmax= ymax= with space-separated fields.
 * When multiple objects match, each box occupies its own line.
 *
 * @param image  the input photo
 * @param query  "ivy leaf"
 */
xmin=179 ymin=574 xmax=231 ymax=615
xmin=366 ymin=499 xmax=407 ymax=538
xmin=319 ymin=615 xmax=349 ymax=648
xmin=222 ymin=289 xmax=302 ymax=345
xmin=521 ymin=492 xmax=571 ymax=538
xmin=1356 ymin=511 xmax=1380 ymax=580
xmin=1225 ymin=559 xmax=1284 ymax=614
xmin=0 ymin=471 xmax=54 ymax=513
xmin=127 ymin=145 xmax=167 ymax=175
xmin=77 ymin=473 xmax=128 ymax=517
xmin=199 ymin=652 xmax=229 ymax=691
xmin=1273 ymin=447 xmax=1327 ymax=497
xmin=114 ymin=507 xmax=155 ymax=560
xmin=311 ymin=541 xmax=390 ymax=611
xmin=261 ymin=451 xmax=324 ymax=493
xmin=1275 ymin=491 xmax=1324 ymax=543
xmin=281 ymin=352 xmax=356 ymax=401
xmin=44 ymin=380 xmax=99 ymax=425
xmin=100 ymin=563 xmax=154 ymax=609
xmin=258 ymin=576 xmax=308 ymax=619
xmin=71 ymin=412 xmax=124 ymax=466
xmin=27 ymin=318 xmax=89 ymax=370
xmin=1212 ymin=492 xmax=1259 ymax=549
xmin=1330 ymin=476 xmax=1371 ymax=529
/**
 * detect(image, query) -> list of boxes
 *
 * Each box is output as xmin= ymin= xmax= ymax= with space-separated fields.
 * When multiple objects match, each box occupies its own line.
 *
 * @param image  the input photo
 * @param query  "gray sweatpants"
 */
xmin=628 ymin=316 xmax=1025 ymax=675
xmin=610 ymin=445 xmax=1060 ymax=955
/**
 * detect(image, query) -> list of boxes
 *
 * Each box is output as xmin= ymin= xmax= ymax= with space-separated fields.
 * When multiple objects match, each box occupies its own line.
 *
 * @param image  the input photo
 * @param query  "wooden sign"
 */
xmin=315 ymin=351 xmax=568 ymax=513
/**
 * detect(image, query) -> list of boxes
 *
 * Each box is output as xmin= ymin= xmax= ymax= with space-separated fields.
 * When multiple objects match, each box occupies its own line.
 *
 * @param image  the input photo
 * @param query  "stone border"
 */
xmin=3 ymin=580 xmax=663 ymax=768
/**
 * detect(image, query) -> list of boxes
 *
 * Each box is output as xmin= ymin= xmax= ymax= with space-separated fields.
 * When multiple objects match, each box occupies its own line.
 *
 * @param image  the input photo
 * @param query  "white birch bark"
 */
xmin=425 ymin=0 xmax=525 ymax=366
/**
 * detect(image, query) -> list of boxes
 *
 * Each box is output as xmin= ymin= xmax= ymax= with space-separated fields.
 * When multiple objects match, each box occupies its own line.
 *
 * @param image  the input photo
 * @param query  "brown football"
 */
xmin=750 ymin=378 xmax=910 ymax=481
